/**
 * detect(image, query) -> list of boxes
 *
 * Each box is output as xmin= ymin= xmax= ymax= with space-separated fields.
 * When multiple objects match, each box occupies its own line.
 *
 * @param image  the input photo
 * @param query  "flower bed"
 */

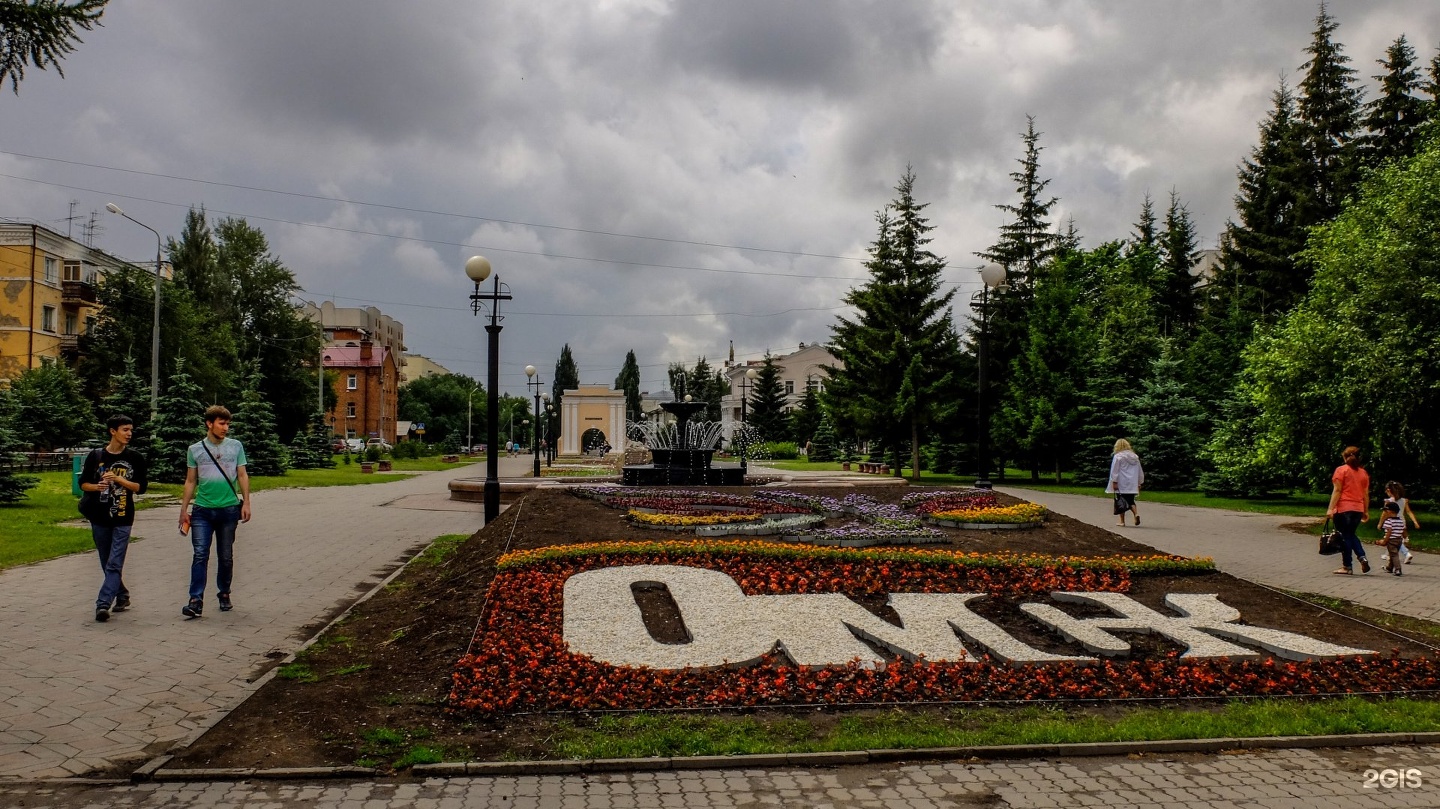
xmin=446 ymin=541 xmax=1417 ymax=717
xmin=926 ymin=503 xmax=1049 ymax=526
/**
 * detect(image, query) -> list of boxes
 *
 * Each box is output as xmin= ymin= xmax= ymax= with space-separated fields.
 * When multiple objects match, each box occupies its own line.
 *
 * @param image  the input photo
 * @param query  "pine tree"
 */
xmin=1155 ymin=190 xmax=1201 ymax=336
xmin=1360 ymin=35 xmax=1425 ymax=167
xmin=1125 ymin=194 xmax=1161 ymax=287
xmin=287 ymin=411 xmax=334 ymax=470
xmin=99 ymin=356 xmax=154 ymax=459
xmin=0 ymin=385 xmax=38 ymax=503
xmin=828 ymin=169 xmax=962 ymax=479
xmin=149 ymin=359 xmax=206 ymax=483
xmin=1124 ymin=341 xmax=1207 ymax=490
xmin=0 ymin=0 xmax=107 ymax=94
xmin=551 ymin=344 xmax=578 ymax=446
xmin=229 ymin=364 xmax=287 ymax=476
xmin=1297 ymin=4 xmax=1363 ymax=220
xmin=745 ymin=354 xmax=788 ymax=441
xmin=614 ymin=350 xmax=643 ymax=422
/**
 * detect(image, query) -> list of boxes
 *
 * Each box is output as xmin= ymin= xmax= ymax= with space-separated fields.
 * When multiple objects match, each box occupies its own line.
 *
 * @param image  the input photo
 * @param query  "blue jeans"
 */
xmin=1335 ymin=510 xmax=1368 ymax=570
xmin=189 ymin=505 xmax=240 ymax=601
xmin=90 ymin=523 xmax=131 ymax=609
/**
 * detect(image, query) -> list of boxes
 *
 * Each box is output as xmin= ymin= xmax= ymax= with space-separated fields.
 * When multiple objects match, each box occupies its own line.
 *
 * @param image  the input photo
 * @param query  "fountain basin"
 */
xmin=621 ymin=462 xmax=745 ymax=486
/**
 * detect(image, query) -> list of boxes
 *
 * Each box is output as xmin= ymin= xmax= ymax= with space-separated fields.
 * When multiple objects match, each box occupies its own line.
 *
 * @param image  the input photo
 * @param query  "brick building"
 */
xmin=323 ymin=340 xmax=399 ymax=444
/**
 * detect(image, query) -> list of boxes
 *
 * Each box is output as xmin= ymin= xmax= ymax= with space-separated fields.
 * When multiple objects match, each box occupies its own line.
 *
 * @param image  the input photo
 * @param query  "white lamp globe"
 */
xmin=465 ymin=255 xmax=493 ymax=284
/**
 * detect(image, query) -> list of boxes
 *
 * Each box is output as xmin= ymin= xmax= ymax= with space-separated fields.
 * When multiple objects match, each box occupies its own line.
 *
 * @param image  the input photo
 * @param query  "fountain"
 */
xmin=621 ymin=399 xmax=745 ymax=486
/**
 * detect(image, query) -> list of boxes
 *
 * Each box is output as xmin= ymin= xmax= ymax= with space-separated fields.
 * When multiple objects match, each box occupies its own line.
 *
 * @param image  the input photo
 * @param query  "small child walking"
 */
xmin=1379 ymin=501 xmax=1408 ymax=576
xmin=1384 ymin=481 xmax=1421 ymax=566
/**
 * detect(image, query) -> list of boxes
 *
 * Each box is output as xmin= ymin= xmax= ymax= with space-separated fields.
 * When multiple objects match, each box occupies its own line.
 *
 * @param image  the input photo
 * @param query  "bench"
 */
xmin=442 ymin=454 xmax=460 ymax=463
xmin=856 ymin=462 xmax=891 ymax=474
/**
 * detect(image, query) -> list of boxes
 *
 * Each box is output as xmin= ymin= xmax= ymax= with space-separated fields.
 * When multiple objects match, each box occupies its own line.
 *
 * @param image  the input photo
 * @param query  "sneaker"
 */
xmin=1361 ymin=559 xmax=1372 ymax=574
xmin=218 ymin=594 xmax=232 ymax=612
xmin=1134 ymin=515 xmax=1140 ymax=526
xmin=1407 ymin=554 xmax=1414 ymax=565
xmin=181 ymin=598 xmax=203 ymax=618
xmin=95 ymin=607 xmax=109 ymax=622
xmin=112 ymin=596 xmax=130 ymax=613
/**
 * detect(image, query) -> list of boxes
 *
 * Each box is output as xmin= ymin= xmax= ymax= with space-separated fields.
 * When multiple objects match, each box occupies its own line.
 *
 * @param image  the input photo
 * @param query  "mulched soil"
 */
xmin=168 ymin=485 xmax=1437 ymax=773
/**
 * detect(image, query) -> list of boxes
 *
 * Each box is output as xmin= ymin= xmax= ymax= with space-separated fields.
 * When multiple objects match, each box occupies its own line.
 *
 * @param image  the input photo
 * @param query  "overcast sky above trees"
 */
xmin=3 ymin=0 xmax=1436 ymax=395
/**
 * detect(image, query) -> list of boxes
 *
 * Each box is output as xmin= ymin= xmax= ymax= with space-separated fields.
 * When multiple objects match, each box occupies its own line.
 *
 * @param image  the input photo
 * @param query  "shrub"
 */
xmin=764 ymin=441 xmax=798 ymax=460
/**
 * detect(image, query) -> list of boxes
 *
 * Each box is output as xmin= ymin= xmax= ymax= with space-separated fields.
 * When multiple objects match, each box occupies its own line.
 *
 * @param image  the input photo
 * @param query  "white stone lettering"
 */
xmin=1020 ymin=592 xmax=1373 ymax=660
xmin=561 ymin=566 xmax=1373 ymax=670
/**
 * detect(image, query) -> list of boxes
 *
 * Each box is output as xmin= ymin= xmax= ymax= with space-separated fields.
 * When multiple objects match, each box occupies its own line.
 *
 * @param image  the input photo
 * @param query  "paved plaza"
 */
xmin=2 ymin=460 xmax=1438 ymax=806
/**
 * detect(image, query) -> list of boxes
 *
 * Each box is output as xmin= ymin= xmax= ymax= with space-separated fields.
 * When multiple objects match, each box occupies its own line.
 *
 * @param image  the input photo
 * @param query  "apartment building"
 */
xmin=719 ymin=342 xmax=841 ymax=442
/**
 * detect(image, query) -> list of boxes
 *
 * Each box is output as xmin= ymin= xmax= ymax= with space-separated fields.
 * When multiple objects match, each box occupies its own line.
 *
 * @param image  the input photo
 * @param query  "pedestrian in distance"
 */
xmin=1383 ymin=480 xmax=1420 ymax=567
xmin=1327 ymin=445 xmax=1371 ymax=575
xmin=178 ymin=405 xmax=251 ymax=617
xmin=1106 ymin=439 xmax=1145 ymax=527
xmin=79 ymin=415 xmax=148 ymax=622
xmin=1378 ymin=501 xmax=1408 ymax=576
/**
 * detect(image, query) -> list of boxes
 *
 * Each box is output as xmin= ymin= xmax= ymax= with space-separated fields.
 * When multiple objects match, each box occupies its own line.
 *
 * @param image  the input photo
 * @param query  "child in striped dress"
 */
xmin=1379 ymin=501 xmax=1408 ymax=576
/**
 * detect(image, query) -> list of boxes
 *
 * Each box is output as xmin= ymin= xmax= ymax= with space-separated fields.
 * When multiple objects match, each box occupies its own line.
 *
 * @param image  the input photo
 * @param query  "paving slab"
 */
xmin=0 ymin=459 xmax=522 ymax=779
xmin=1000 ymin=487 xmax=1440 ymax=625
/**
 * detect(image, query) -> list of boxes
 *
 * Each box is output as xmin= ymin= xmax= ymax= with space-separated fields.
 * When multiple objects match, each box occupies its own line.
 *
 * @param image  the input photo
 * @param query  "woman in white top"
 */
xmin=1106 ymin=438 xmax=1145 ymax=527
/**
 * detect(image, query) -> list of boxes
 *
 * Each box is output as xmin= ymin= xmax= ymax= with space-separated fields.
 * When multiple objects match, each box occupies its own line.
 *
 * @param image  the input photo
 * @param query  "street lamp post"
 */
xmin=972 ymin=263 xmax=1009 ymax=490
xmin=738 ymin=367 xmax=758 ymax=473
xmin=466 ymin=255 xmax=511 ymax=523
xmin=525 ymin=365 xmax=544 ymax=478
xmin=545 ymin=400 xmax=554 ymax=465
xmin=104 ymin=203 xmax=163 ymax=418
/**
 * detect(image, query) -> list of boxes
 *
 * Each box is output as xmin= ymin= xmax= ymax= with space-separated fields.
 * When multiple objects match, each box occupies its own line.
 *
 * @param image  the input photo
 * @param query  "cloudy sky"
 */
xmin=3 ymin=0 xmax=1437 ymax=396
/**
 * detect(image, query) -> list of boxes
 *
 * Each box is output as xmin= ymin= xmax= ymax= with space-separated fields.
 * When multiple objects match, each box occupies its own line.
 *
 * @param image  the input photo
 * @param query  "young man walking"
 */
xmin=178 ymin=405 xmax=251 ymax=617
xmin=80 ymin=415 xmax=148 ymax=622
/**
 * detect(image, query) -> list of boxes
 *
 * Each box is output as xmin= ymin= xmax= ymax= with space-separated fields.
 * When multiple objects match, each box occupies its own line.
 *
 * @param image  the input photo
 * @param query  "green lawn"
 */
xmin=547 ymin=697 xmax=1440 ymax=759
xmin=0 ymin=457 xmax=481 ymax=570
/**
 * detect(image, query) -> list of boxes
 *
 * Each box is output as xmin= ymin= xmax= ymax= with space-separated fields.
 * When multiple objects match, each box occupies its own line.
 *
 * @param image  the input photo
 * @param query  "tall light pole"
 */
xmin=972 ymin=263 xmax=1009 ymax=489
xmin=544 ymin=399 xmax=554 ymax=465
xmin=525 ymin=365 xmax=543 ymax=478
xmin=104 ymin=203 xmax=163 ymax=418
xmin=466 ymin=256 xmax=510 ymax=523
xmin=738 ymin=367 xmax=757 ymax=473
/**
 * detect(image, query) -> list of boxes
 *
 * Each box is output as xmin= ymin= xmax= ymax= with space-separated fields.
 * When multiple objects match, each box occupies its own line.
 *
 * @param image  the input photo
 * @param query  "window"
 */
xmin=347 ymin=402 xmax=357 ymax=418
xmin=347 ymin=374 xmax=358 ymax=390
xmin=84 ymin=316 xmax=96 ymax=335
xmin=346 ymin=428 xmax=356 ymax=439
xmin=41 ymin=306 xmax=56 ymax=333
xmin=806 ymin=378 xmax=821 ymax=393
xmin=784 ymin=380 xmax=794 ymax=395
xmin=62 ymin=260 xmax=81 ymax=282
xmin=63 ymin=312 xmax=77 ymax=335
xmin=43 ymin=257 xmax=58 ymax=284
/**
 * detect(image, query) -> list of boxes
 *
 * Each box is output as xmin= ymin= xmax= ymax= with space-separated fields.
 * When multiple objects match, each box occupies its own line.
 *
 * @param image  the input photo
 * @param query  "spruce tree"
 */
xmin=808 ymin=413 xmax=837 ymax=462
xmin=98 ymin=356 xmax=154 ymax=458
xmin=0 ymin=385 xmax=38 ymax=503
xmin=828 ymin=169 xmax=962 ymax=479
xmin=788 ymin=384 xmax=822 ymax=448
xmin=998 ymin=251 xmax=1091 ymax=481
xmin=614 ymin=350 xmax=643 ymax=422
xmin=745 ymin=354 xmax=788 ymax=441
xmin=1229 ymin=78 xmax=1313 ymax=319
xmin=149 ymin=360 xmax=206 ymax=483
xmin=229 ymin=364 xmax=287 ymax=476
xmin=1124 ymin=341 xmax=1207 ymax=490
xmin=1297 ymin=4 xmax=1364 ymax=220
xmin=287 ymin=411 xmax=334 ymax=470
xmin=1155 ymin=191 xmax=1201 ymax=336
xmin=1360 ymin=35 xmax=1425 ymax=166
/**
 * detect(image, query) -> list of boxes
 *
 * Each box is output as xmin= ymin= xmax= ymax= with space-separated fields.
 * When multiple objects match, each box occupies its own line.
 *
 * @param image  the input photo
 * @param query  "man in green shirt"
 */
xmin=178 ymin=405 xmax=251 ymax=617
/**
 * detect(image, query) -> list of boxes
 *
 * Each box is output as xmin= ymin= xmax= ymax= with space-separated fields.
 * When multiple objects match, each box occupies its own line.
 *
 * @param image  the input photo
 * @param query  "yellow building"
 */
xmin=0 ymin=223 xmax=132 ymax=383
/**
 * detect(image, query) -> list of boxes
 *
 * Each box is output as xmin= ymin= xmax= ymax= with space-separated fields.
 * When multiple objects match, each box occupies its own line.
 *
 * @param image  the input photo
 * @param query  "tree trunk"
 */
xmin=911 ymin=419 xmax=921 ymax=481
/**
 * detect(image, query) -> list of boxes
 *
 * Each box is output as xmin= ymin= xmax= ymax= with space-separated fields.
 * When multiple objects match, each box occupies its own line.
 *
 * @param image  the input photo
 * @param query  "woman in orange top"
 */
xmin=1326 ymin=445 xmax=1371 ymax=574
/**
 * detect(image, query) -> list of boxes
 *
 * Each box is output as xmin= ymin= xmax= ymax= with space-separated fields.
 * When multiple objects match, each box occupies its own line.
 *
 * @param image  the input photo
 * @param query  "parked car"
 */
xmin=330 ymin=437 xmax=348 ymax=453
xmin=365 ymin=438 xmax=393 ymax=452
xmin=343 ymin=438 xmax=366 ymax=453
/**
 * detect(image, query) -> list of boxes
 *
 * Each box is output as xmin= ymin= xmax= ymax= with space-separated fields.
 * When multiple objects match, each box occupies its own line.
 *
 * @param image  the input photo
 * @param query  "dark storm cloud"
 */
xmin=655 ymin=0 xmax=946 ymax=96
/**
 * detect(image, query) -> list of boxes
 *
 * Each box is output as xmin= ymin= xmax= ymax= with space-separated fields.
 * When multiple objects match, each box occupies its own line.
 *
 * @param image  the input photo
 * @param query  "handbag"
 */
xmin=1113 ymin=493 xmax=1128 ymax=515
xmin=1318 ymin=518 xmax=1343 ymax=556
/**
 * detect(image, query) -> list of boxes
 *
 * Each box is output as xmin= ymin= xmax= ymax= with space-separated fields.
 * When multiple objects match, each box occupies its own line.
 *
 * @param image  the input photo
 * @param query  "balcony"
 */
xmin=59 ymin=333 xmax=81 ymax=356
xmin=61 ymin=280 xmax=97 ymax=305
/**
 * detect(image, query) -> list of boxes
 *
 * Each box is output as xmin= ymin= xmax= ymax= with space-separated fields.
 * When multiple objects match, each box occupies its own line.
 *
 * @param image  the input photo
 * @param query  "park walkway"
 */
xmin=1001 ymin=487 xmax=1440 ymax=624
xmin=0 ymin=457 xmax=533 ymax=780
